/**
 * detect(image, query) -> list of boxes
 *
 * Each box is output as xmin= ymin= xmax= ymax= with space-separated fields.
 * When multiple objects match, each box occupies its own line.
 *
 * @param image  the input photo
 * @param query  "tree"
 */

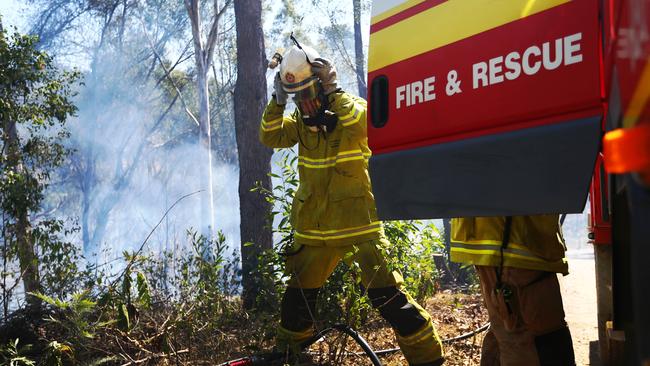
xmin=185 ymin=0 xmax=233 ymax=238
xmin=234 ymin=0 xmax=273 ymax=309
xmin=0 ymin=21 xmax=79 ymax=308
xmin=352 ymin=0 xmax=366 ymax=98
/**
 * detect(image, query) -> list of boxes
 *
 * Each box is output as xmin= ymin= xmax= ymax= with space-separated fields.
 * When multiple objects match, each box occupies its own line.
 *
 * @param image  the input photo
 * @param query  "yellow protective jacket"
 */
xmin=450 ymin=215 xmax=569 ymax=274
xmin=259 ymin=92 xmax=382 ymax=246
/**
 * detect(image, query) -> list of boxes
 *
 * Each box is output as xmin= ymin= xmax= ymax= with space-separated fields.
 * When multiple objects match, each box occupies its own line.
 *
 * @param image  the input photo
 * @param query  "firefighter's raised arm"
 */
xmin=259 ymin=73 xmax=299 ymax=148
xmin=311 ymin=58 xmax=367 ymax=142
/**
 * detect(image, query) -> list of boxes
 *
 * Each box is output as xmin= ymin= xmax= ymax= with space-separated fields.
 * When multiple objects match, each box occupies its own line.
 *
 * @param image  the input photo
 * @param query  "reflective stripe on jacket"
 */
xmin=260 ymin=92 xmax=382 ymax=246
xmin=450 ymin=215 xmax=569 ymax=274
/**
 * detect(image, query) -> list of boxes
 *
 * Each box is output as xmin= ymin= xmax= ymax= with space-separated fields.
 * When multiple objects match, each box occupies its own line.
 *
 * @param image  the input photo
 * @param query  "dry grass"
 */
xmin=0 ymin=291 xmax=487 ymax=365
xmin=215 ymin=291 xmax=488 ymax=366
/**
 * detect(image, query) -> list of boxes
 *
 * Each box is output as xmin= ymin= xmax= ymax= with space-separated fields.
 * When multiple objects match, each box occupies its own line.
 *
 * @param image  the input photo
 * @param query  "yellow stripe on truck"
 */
xmin=371 ymin=0 xmax=426 ymax=24
xmin=368 ymin=0 xmax=570 ymax=72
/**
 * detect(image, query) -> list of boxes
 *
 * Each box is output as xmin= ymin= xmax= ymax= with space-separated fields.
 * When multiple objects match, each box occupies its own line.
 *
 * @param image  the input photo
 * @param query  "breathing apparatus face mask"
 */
xmin=294 ymin=85 xmax=337 ymax=132
xmin=292 ymin=76 xmax=323 ymax=119
xmin=284 ymin=35 xmax=338 ymax=132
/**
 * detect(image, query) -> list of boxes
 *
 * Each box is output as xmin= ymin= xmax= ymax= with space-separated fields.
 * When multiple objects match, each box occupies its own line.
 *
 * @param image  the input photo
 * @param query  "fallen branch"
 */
xmin=119 ymin=349 xmax=189 ymax=366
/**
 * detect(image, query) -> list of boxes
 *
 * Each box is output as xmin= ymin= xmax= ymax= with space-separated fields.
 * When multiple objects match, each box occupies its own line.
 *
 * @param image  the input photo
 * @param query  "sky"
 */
xmin=0 ymin=0 xmax=28 ymax=31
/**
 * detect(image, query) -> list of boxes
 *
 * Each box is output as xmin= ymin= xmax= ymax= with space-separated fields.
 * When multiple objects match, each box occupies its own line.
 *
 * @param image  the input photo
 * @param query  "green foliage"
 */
xmin=0 ymin=339 xmax=35 ymax=366
xmin=42 ymin=341 xmax=73 ymax=366
xmin=317 ymin=255 xmax=371 ymax=329
xmin=135 ymin=272 xmax=151 ymax=310
xmin=251 ymin=149 xmax=299 ymax=312
xmin=0 ymin=25 xmax=80 ymax=310
xmin=30 ymin=291 xmax=99 ymax=342
xmin=255 ymin=148 xmax=299 ymax=252
xmin=0 ymin=27 xmax=79 ymax=214
xmin=34 ymin=220 xmax=90 ymax=300
xmin=117 ymin=303 xmax=130 ymax=332
xmin=383 ymin=220 xmax=445 ymax=303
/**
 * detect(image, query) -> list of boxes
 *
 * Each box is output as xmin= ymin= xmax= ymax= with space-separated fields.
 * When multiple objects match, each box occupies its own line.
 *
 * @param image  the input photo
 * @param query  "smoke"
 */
xmin=40 ymin=32 xmax=242 ymax=266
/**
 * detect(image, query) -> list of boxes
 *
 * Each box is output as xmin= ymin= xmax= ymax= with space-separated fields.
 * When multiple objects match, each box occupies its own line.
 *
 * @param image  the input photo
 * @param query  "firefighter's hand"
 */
xmin=273 ymin=72 xmax=288 ymax=105
xmin=311 ymin=58 xmax=338 ymax=95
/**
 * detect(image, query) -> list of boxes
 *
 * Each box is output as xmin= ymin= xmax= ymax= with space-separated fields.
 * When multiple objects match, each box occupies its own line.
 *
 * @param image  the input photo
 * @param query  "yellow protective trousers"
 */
xmin=277 ymin=237 xmax=444 ymax=365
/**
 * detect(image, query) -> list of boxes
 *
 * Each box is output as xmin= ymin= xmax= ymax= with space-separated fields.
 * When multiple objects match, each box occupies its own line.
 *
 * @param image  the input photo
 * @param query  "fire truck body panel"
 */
xmin=367 ymin=0 xmax=604 ymax=219
xmin=366 ymin=0 xmax=650 ymax=362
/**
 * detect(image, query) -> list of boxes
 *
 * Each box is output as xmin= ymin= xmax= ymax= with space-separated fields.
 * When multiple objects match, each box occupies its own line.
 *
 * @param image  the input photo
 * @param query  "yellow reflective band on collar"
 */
xmin=340 ymin=103 xmax=363 ymax=127
xmin=295 ymin=222 xmax=382 ymax=240
xmin=261 ymin=116 xmax=283 ymax=131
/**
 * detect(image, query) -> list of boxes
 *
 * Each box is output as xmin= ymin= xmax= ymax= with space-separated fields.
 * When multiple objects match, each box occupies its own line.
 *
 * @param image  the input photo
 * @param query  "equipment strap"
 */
xmin=495 ymin=216 xmax=513 ymax=294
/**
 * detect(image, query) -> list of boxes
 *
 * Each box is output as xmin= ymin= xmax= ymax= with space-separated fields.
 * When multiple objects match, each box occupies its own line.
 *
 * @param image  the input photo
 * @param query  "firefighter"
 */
xmin=450 ymin=215 xmax=576 ymax=365
xmin=259 ymin=43 xmax=445 ymax=366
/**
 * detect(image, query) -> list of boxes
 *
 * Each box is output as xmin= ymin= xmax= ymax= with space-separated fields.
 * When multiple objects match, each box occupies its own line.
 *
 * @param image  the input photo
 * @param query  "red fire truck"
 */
xmin=366 ymin=0 xmax=650 ymax=364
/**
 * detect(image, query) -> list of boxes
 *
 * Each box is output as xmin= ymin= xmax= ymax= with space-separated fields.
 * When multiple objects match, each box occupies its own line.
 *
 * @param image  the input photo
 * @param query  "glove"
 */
xmin=311 ymin=57 xmax=338 ymax=95
xmin=273 ymin=72 xmax=288 ymax=105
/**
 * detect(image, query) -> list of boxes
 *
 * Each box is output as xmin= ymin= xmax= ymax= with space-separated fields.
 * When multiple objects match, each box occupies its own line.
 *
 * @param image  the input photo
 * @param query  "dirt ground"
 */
xmin=560 ymin=255 xmax=600 ymax=366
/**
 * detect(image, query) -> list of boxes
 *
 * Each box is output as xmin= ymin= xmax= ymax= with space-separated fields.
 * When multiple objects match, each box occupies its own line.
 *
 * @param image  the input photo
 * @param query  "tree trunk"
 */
xmin=234 ymin=0 xmax=274 ymax=310
xmin=197 ymin=61 xmax=216 ymax=237
xmin=353 ymin=0 xmax=367 ymax=99
xmin=186 ymin=0 xmax=226 ymax=240
xmin=2 ymin=117 xmax=41 ymax=308
xmin=15 ymin=212 xmax=40 ymax=307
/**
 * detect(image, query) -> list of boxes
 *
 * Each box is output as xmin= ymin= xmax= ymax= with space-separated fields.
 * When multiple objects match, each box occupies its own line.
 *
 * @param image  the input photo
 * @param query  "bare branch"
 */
xmin=205 ymin=0 xmax=234 ymax=66
xmin=185 ymin=0 xmax=203 ymax=64
xmin=139 ymin=19 xmax=200 ymax=127
xmin=312 ymin=4 xmax=357 ymax=75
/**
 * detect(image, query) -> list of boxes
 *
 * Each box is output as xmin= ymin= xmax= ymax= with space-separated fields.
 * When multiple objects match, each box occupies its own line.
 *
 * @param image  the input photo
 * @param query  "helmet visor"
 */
xmin=290 ymin=78 xmax=322 ymax=117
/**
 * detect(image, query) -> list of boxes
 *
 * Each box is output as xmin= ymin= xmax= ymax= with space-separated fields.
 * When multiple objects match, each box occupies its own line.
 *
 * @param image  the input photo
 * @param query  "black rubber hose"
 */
xmin=443 ymin=322 xmax=490 ymax=343
xmin=303 ymin=324 xmax=382 ymax=366
xmin=371 ymin=322 xmax=491 ymax=357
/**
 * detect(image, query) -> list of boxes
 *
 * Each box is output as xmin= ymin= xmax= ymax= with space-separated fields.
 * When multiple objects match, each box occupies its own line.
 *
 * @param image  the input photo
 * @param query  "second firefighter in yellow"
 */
xmin=451 ymin=215 xmax=576 ymax=365
xmin=260 ymin=43 xmax=445 ymax=366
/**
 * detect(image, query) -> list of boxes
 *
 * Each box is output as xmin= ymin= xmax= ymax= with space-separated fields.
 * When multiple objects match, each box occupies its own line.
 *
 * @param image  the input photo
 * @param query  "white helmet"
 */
xmin=279 ymin=44 xmax=324 ymax=118
xmin=279 ymin=45 xmax=320 ymax=94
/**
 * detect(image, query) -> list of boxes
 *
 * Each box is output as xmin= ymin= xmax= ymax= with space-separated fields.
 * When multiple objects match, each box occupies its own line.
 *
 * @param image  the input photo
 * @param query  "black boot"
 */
xmin=534 ymin=326 xmax=576 ymax=366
